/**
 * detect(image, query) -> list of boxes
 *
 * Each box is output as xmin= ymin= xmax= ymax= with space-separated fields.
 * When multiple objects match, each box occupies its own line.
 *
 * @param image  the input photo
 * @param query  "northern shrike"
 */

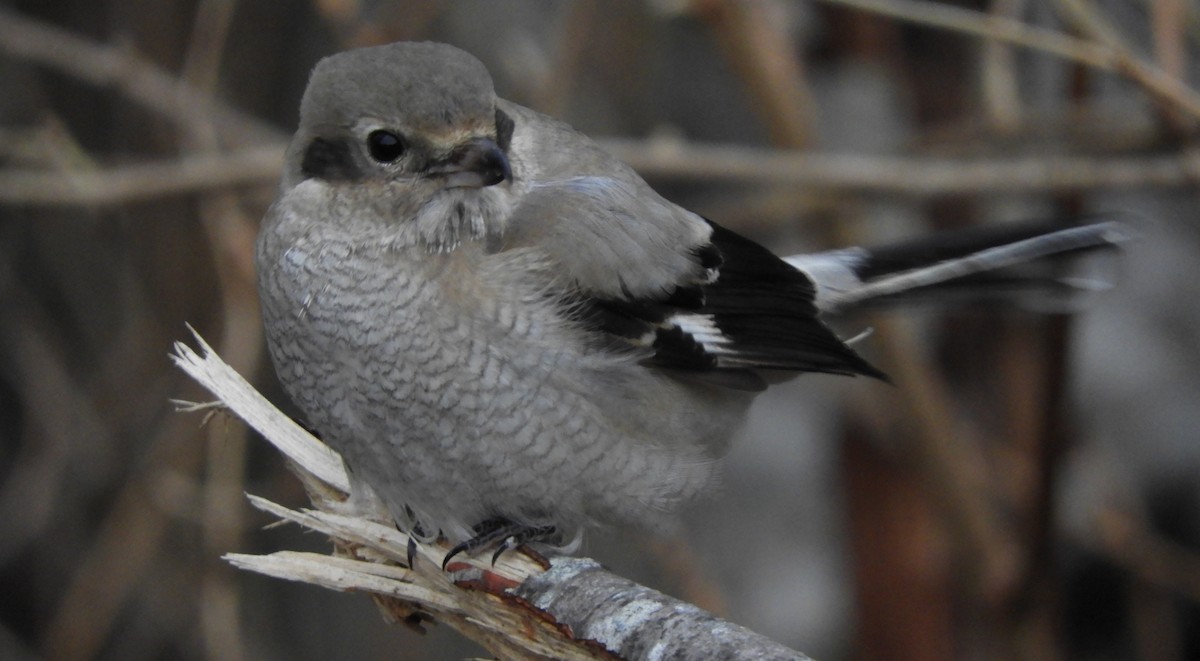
xmin=257 ymin=41 xmax=1127 ymax=563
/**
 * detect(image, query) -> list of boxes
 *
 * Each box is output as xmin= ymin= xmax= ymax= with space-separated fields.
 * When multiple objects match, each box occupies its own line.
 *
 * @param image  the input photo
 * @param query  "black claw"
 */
xmin=402 ymin=514 xmax=427 ymax=569
xmin=398 ymin=514 xmax=429 ymax=569
xmin=490 ymin=537 xmax=516 ymax=566
xmin=441 ymin=541 xmax=471 ymax=570
xmin=439 ymin=518 xmax=557 ymax=569
xmin=442 ymin=518 xmax=506 ymax=569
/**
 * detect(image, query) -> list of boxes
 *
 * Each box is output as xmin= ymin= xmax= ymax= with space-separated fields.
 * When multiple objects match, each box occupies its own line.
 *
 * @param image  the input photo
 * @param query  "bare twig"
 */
xmin=819 ymin=0 xmax=1200 ymax=120
xmin=1052 ymin=0 xmax=1131 ymax=52
xmin=868 ymin=315 xmax=1022 ymax=603
xmin=1053 ymin=0 xmax=1198 ymax=132
xmin=5 ymin=139 xmax=1200 ymax=209
xmin=693 ymin=0 xmax=818 ymax=148
xmin=0 ymin=145 xmax=284 ymax=206
xmin=533 ymin=0 xmax=599 ymax=116
xmin=0 ymin=7 xmax=282 ymax=146
xmin=1150 ymin=0 xmax=1187 ymax=81
xmin=820 ymin=0 xmax=1117 ymax=66
xmin=180 ymin=0 xmax=239 ymax=95
xmin=981 ymin=0 xmax=1027 ymax=131
xmin=603 ymin=138 xmax=1200 ymax=193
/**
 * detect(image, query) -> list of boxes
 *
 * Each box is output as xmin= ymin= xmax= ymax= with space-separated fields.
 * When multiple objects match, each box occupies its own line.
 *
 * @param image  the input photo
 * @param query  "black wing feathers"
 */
xmin=575 ymin=219 xmax=885 ymax=382
xmin=693 ymin=223 xmax=884 ymax=378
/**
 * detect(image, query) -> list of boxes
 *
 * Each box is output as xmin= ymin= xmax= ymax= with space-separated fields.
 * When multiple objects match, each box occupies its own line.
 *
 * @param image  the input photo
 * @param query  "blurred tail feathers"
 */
xmin=786 ymin=216 xmax=1137 ymax=316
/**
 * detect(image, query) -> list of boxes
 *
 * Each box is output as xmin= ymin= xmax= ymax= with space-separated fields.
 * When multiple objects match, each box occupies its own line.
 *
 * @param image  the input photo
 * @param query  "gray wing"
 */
xmin=496 ymin=100 xmax=883 ymax=388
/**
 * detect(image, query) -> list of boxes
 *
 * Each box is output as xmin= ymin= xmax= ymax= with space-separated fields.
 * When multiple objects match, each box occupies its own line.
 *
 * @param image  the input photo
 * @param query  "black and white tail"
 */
xmin=785 ymin=217 xmax=1135 ymax=316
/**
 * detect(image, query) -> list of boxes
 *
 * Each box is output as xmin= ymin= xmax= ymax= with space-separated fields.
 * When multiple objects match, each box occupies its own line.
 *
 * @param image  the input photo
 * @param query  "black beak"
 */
xmin=436 ymin=138 xmax=511 ymax=188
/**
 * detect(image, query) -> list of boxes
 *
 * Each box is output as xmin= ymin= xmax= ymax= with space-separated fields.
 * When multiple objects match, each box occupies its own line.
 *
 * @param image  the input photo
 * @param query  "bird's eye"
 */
xmin=367 ymin=130 xmax=405 ymax=163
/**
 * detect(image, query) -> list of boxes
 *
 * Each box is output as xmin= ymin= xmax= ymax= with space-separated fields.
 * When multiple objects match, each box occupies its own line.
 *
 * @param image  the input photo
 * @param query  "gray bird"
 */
xmin=257 ymin=41 xmax=1128 ymax=563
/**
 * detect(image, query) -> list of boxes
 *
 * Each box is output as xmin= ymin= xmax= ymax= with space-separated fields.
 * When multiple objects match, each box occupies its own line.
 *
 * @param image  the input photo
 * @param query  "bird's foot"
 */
xmin=441 ymin=518 xmax=556 ymax=569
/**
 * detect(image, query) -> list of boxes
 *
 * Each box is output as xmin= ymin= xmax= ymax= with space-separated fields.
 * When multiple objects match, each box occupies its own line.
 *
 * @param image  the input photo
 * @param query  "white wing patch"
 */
xmin=668 ymin=313 xmax=735 ymax=354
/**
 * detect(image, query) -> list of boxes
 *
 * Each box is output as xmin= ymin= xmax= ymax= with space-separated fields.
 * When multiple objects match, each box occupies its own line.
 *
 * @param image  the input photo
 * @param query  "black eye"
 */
xmin=367 ymin=130 xmax=405 ymax=163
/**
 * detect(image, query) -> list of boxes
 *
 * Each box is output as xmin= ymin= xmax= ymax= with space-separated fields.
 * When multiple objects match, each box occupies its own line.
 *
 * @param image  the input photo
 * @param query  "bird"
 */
xmin=256 ymin=41 xmax=1130 ymax=565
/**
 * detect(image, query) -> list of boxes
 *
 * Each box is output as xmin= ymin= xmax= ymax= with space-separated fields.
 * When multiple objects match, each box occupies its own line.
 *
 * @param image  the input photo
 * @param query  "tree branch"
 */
xmin=819 ymin=0 xmax=1200 ymax=121
xmin=0 ymin=7 xmax=282 ymax=146
xmin=4 ymin=138 xmax=1199 ymax=208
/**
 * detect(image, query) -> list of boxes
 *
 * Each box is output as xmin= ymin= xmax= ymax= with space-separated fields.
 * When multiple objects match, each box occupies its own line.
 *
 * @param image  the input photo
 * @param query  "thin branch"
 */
xmin=0 ymin=145 xmax=284 ymax=207
xmin=1052 ymin=0 xmax=1132 ymax=52
xmin=605 ymin=138 xmax=1200 ymax=193
xmin=693 ymin=0 xmax=818 ymax=148
xmin=1151 ymin=0 xmax=1187 ymax=82
xmin=4 ymin=139 xmax=1200 ymax=208
xmin=820 ymin=0 xmax=1118 ymax=66
xmin=981 ymin=0 xmax=1027 ymax=131
xmin=0 ymin=6 xmax=281 ymax=145
xmin=1053 ymin=0 xmax=1200 ymax=131
xmin=819 ymin=0 xmax=1200 ymax=120
xmin=866 ymin=315 xmax=1023 ymax=602
xmin=532 ymin=0 xmax=599 ymax=116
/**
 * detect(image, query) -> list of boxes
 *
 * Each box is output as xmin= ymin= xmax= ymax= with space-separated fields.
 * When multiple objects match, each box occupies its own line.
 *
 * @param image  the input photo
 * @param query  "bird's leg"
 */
xmin=441 ymin=517 xmax=556 ymax=569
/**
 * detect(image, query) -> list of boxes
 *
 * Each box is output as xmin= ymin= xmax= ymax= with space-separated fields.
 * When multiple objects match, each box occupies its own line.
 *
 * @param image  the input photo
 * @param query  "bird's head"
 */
xmin=283 ymin=41 xmax=516 ymax=251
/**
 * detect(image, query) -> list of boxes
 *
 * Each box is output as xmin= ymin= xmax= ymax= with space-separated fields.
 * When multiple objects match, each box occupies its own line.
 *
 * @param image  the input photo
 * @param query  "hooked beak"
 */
xmin=433 ymin=137 xmax=511 ymax=188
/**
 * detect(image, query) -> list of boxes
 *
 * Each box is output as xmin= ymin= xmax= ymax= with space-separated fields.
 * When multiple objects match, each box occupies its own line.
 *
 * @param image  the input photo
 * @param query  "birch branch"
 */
xmin=171 ymin=330 xmax=813 ymax=660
